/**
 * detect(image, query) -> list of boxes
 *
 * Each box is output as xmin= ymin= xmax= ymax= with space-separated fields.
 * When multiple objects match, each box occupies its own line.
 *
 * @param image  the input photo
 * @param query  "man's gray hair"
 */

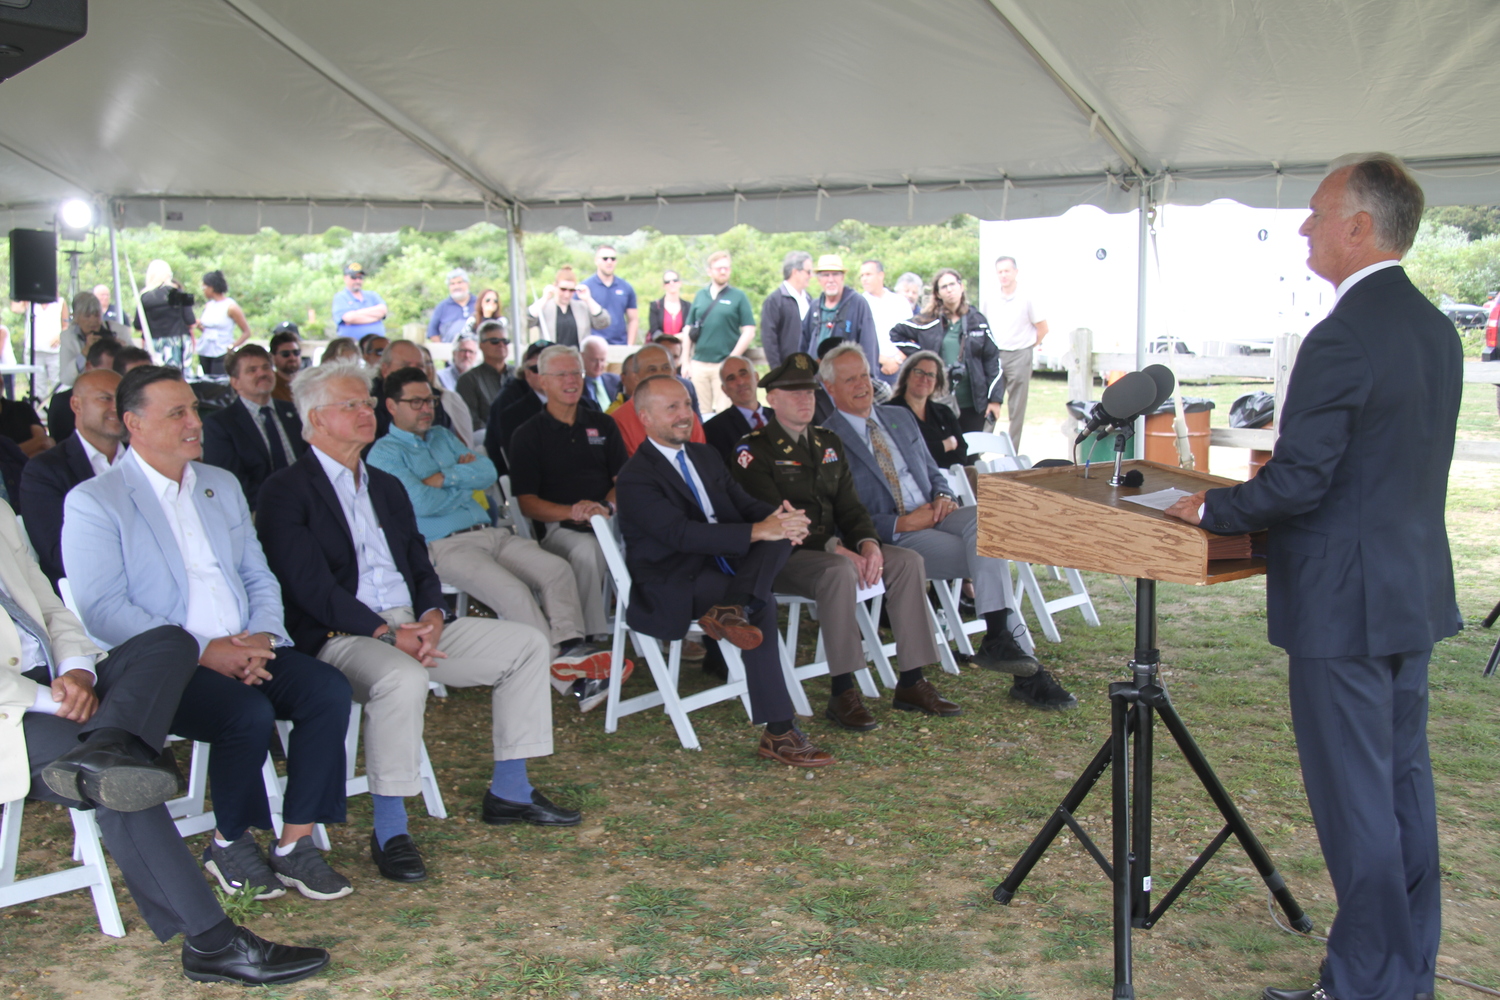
xmin=446 ymin=267 xmax=469 ymax=283
xmin=537 ymin=344 xmax=582 ymax=373
xmin=71 ymin=290 xmax=101 ymax=318
xmin=782 ymin=250 xmax=812 ymax=280
xmin=895 ymin=271 xmax=923 ymax=290
xmin=582 ymin=334 xmax=610 ymax=354
xmin=1326 ymin=152 xmax=1425 ymax=256
xmin=818 ymin=342 xmax=870 ymax=385
xmin=292 ymin=360 xmax=372 ymax=440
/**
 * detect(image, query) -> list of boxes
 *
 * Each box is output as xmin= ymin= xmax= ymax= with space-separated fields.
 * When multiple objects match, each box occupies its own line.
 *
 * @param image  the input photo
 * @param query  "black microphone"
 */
xmin=1074 ymin=371 xmax=1158 ymax=443
xmin=1141 ymin=363 xmax=1176 ymax=415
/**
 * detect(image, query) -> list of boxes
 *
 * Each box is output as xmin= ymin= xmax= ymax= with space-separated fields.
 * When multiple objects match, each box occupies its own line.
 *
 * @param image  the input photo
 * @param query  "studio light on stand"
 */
xmin=56 ymin=197 xmax=94 ymax=301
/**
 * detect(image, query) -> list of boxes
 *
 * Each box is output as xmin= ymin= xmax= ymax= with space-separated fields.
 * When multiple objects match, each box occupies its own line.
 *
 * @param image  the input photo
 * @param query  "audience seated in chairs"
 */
xmin=256 ymin=361 xmax=576 ymax=886
xmin=47 ymin=336 xmax=121 ymax=444
xmin=611 ymin=344 xmax=706 ymax=455
xmin=3 ymin=503 xmax=331 ymax=986
xmin=581 ymin=335 xmax=620 ymax=411
xmin=111 ymin=345 xmax=153 ymax=376
xmin=729 ymin=352 xmax=962 ymax=734
xmin=455 ymin=319 xmax=514 ymax=432
xmin=887 ymin=350 xmax=974 ymax=470
xmin=419 ymin=344 xmax=475 ymax=448
xmin=816 ymin=343 xmax=1074 ymax=710
xmin=616 ymin=374 xmax=831 ymax=766
xmin=702 ymin=356 xmax=769 ymax=463
xmin=20 ymin=369 xmax=125 ymax=590
xmin=268 ymin=323 xmax=302 ymax=402
xmin=201 ymin=345 xmax=307 ymax=513
xmin=62 ymin=365 xmax=355 ymax=905
xmin=374 ymin=340 xmax=452 ymax=439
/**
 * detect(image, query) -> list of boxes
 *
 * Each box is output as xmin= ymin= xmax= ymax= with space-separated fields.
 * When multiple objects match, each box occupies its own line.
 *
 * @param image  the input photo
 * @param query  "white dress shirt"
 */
xmin=1335 ymin=259 xmax=1401 ymax=301
xmin=0 ymin=576 xmax=97 ymax=715
xmin=312 ymin=447 xmax=413 ymax=613
xmin=77 ymin=434 xmax=122 ymax=478
xmin=129 ymin=450 xmax=245 ymax=648
xmin=649 ymin=438 xmax=718 ymax=523
xmin=783 ymin=281 xmax=811 ymax=322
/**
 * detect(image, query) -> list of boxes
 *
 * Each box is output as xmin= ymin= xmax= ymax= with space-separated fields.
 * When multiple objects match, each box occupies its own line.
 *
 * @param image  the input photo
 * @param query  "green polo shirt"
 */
xmin=686 ymin=285 xmax=755 ymax=363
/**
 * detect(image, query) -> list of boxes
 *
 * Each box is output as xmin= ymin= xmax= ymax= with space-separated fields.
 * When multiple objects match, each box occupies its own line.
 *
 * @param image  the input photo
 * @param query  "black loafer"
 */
xmin=182 ymin=925 xmax=329 ymax=985
xmin=481 ymin=789 xmax=581 ymax=827
xmin=41 ymin=730 xmax=182 ymax=812
xmin=370 ymin=832 xmax=427 ymax=882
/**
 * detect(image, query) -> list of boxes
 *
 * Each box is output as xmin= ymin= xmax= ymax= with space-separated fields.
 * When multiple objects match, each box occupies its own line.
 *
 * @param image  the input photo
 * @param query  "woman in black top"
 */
xmin=888 ymin=269 xmax=1002 ymax=434
xmin=132 ymin=259 xmax=197 ymax=369
xmin=889 ymin=350 xmax=973 ymax=469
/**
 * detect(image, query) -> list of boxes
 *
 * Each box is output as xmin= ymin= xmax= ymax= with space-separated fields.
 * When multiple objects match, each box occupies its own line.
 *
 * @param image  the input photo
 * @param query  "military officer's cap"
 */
xmin=760 ymin=352 xmax=821 ymax=392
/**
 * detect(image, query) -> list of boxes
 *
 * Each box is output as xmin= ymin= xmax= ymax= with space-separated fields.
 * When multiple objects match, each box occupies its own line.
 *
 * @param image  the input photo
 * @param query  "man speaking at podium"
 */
xmin=1166 ymin=154 xmax=1460 ymax=1000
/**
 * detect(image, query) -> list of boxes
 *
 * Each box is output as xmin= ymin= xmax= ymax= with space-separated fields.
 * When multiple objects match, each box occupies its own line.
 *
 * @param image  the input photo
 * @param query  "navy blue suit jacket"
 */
xmin=202 ymin=397 xmax=307 ymax=512
xmin=1202 ymin=266 xmax=1462 ymax=658
xmin=18 ymin=433 xmax=94 ymax=589
xmin=616 ymin=441 xmax=774 ymax=640
xmin=820 ymin=404 xmax=951 ymax=543
xmin=256 ymin=449 xmax=445 ymax=655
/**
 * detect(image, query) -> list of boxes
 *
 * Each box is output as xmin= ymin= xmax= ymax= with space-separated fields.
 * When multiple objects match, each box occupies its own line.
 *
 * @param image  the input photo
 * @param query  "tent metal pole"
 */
xmin=507 ymin=206 xmax=526 ymax=348
xmin=1134 ymin=180 xmax=1150 ymax=443
xmin=108 ymin=201 xmax=123 ymax=330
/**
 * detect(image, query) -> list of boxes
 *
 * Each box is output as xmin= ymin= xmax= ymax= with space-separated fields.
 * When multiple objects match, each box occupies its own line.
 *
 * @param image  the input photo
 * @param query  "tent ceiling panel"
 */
xmin=1 ymin=0 xmax=1497 ymax=234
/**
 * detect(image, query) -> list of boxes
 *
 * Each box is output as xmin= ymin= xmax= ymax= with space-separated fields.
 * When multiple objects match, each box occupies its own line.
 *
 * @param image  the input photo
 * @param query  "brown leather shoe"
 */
xmin=824 ymin=687 xmax=879 ymax=731
xmin=891 ymin=677 xmax=962 ymax=716
xmin=756 ymin=727 xmax=836 ymax=768
xmin=697 ymin=605 xmax=762 ymax=650
xmin=680 ymin=639 xmax=707 ymax=662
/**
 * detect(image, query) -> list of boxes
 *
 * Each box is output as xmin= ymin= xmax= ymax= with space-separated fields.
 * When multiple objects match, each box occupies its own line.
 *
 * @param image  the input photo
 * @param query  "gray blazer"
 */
xmin=61 ymin=456 xmax=290 ymax=652
xmin=821 ymin=404 xmax=951 ymax=542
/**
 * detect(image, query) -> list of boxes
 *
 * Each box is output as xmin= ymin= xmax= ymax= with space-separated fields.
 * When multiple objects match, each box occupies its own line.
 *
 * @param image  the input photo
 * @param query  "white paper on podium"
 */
xmin=1119 ymin=487 xmax=1193 ymax=511
xmin=855 ymin=579 xmax=887 ymax=603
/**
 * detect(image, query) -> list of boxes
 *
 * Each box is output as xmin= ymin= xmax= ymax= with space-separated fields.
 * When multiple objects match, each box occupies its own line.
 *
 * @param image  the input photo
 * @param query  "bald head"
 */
xmin=634 ymin=375 xmax=695 ymax=447
xmin=381 ymin=339 xmax=424 ymax=375
xmin=623 ymin=345 xmax=673 ymax=397
xmin=71 ymin=368 xmax=124 ymax=448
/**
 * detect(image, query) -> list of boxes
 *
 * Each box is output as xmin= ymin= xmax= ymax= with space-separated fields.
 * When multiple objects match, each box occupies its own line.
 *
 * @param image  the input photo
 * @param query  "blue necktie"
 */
xmin=676 ymin=450 xmax=734 ymax=576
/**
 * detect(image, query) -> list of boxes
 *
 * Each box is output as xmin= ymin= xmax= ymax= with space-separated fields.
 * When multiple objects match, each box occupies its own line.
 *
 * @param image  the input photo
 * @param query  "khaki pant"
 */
xmin=539 ymin=526 xmax=610 ymax=638
xmin=318 ymin=609 xmax=552 ymax=798
xmin=689 ymin=359 xmax=731 ymax=416
xmin=772 ymin=544 xmax=937 ymax=676
xmin=429 ymin=526 xmax=583 ymax=652
xmin=998 ymin=347 xmax=1033 ymax=448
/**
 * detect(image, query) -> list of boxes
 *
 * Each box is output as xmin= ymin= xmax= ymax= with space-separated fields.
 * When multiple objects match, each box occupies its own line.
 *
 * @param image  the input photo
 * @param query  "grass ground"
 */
xmin=2 ymin=381 xmax=1497 ymax=1000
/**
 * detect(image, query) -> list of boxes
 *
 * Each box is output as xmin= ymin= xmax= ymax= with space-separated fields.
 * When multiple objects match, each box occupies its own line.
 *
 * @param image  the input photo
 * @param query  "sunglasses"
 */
xmin=599 ymin=255 xmax=616 ymax=261
xmin=275 ymin=349 xmax=301 ymax=358
xmin=525 ymin=364 xmax=539 ymax=374
xmin=482 ymin=337 xmax=509 ymax=346
xmin=664 ymin=277 xmax=680 ymax=284
xmin=557 ymin=285 xmax=578 ymax=293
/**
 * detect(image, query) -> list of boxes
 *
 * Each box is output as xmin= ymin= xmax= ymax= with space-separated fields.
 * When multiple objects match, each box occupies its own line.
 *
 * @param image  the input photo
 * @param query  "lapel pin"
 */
xmin=204 ymin=488 xmax=214 ymax=498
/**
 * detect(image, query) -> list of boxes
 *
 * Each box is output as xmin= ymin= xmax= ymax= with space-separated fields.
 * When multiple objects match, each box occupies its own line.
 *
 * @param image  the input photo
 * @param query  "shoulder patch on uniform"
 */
xmin=735 ymin=444 xmax=753 ymax=468
xmin=822 ymin=447 xmax=839 ymax=464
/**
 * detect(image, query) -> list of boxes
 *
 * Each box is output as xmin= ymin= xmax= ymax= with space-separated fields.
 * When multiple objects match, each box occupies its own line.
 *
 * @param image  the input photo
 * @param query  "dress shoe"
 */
xmin=970 ymin=628 xmax=1040 ymax=676
xmin=891 ymin=678 xmax=961 ymax=716
xmin=824 ymin=688 xmax=879 ymax=731
xmin=1010 ymin=668 xmax=1078 ymax=710
xmin=697 ymin=605 xmax=762 ymax=650
xmin=481 ymin=789 xmax=582 ymax=827
xmin=41 ymin=730 xmax=182 ymax=812
xmin=680 ymin=639 xmax=707 ymax=662
xmin=756 ymin=726 xmax=836 ymax=767
xmin=1262 ymin=987 xmax=1333 ymax=1000
xmin=370 ymin=832 xmax=427 ymax=882
xmin=182 ymin=925 xmax=330 ymax=985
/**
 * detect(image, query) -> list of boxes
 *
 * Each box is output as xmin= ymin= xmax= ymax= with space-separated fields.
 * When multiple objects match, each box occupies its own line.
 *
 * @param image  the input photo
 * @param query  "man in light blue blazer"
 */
xmin=63 ymin=366 xmax=355 ymax=906
xmin=816 ymin=344 xmax=1075 ymax=710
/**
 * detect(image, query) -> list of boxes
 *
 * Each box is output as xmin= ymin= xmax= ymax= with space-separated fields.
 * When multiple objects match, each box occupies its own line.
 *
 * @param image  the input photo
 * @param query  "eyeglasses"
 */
xmin=910 ymin=368 xmax=940 ymax=381
xmin=525 ymin=364 xmax=539 ymax=374
xmin=481 ymin=337 xmax=509 ymax=346
xmin=395 ymin=396 xmax=436 ymax=409
xmin=315 ymin=397 xmax=376 ymax=413
xmin=937 ymin=281 xmax=962 ymax=291
xmin=543 ymin=370 xmax=584 ymax=380
xmin=274 ymin=349 xmax=301 ymax=358
xmin=599 ymin=255 xmax=616 ymax=261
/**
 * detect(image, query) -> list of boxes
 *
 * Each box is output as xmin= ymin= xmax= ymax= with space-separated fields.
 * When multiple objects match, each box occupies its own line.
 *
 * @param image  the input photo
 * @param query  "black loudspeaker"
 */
xmin=0 ymin=0 xmax=87 ymax=82
xmin=9 ymin=228 xmax=57 ymax=301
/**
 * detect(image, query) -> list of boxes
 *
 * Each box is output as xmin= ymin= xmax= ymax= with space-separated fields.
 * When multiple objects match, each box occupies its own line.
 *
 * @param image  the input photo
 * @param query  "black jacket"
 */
xmin=647 ymin=297 xmax=690 ymax=339
xmin=202 ymin=398 xmax=307 ymax=512
xmin=616 ymin=441 xmax=773 ymax=640
xmin=889 ymin=308 xmax=1003 ymax=409
xmin=133 ymin=285 xmax=195 ymax=342
xmin=703 ymin=406 xmax=756 ymax=463
xmin=758 ymin=285 xmax=804 ymax=369
xmin=257 ymin=449 xmax=445 ymax=655
xmin=889 ymin=394 xmax=973 ymax=468
xmin=46 ymin=389 xmax=75 ymax=443
xmin=18 ymin=432 xmax=94 ymax=589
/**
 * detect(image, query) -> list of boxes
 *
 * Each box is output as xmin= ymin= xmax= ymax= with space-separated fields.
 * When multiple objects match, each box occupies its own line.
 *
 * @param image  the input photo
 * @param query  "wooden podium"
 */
xmin=974 ymin=460 xmax=1265 ymax=585
xmin=978 ymin=459 xmax=1308 ymax=999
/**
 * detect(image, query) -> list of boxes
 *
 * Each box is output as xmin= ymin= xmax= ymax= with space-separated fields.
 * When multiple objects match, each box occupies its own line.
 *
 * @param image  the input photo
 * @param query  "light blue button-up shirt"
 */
xmin=366 ymin=424 xmax=498 ymax=543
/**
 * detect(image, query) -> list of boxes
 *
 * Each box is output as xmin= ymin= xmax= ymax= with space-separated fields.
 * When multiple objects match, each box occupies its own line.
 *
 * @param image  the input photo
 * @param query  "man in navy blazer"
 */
xmin=615 ymin=375 xmax=832 ymax=767
xmin=582 ymin=335 xmax=622 ymax=411
xmin=702 ymin=356 xmax=770 ymax=463
xmin=63 ymin=366 xmax=354 ymax=905
xmin=202 ymin=345 xmax=307 ymax=512
xmin=817 ymin=345 xmax=1075 ymax=711
xmin=20 ymin=369 xmax=126 ymax=589
xmin=1167 ymin=156 xmax=1460 ymax=1000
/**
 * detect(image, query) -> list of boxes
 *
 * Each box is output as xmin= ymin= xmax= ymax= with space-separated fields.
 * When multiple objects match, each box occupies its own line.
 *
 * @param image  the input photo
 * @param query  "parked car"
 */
xmin=1485 ymin=300 xmax=1500 ymax=362
xmin=1444 ymin=302 xmax=1488 ymax=328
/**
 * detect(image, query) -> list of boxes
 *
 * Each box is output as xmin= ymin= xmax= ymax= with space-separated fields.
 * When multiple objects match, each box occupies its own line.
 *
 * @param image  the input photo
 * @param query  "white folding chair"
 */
xmin=498 ymin=474 xmax=534 ymax=540
xmin=591 ymin=515 xmax=766 ymax=750
xmin=773 ymin=594 xmax=879 ymax=712
xmin=1 ymin=798 xmax=125 ymax=937
xmin=962 ymin=430 xmax=1017 ymax=462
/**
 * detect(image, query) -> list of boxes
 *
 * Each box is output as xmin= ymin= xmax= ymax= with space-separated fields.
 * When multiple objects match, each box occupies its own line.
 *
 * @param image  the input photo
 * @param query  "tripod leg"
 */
xmin=1111 ymin=687 xmax=1135 ymax=999
xmin=993 ymin=737 xmax=1113 ymax=903
xmin=1130 ymin=697 xmax=1154 ymax=927
xmin=1153 ymin=693 xmax=1314 ymax=933
xmin=1484 ymin=633 xmax=1500 ymax=678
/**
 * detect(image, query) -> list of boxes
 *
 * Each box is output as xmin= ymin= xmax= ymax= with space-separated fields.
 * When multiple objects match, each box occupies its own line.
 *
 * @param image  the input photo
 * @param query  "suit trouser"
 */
xmin=540 ymin=526 xmax=610 ymax=637
xmin=997 ymin=347 xmax=1032 ymax=447
xmin=893 ymin=504 xmax=1020 ymax=622
xmin=685 ymin=539 xmax=794 ymax=725
xmin=1287 ymin=649 xmax=1440 ymax=1000
xmin=24 ymin=625 xmax=225 ymax=942
xmin=318 ymin=611 xmax=553 ymax=798
xmin=430 ymin=526 xmax=585 ymax=650
xmin=773 ymin=544 xmax=936 ymax=677
xmin=169 ymin=649 xmax=351 ymax=841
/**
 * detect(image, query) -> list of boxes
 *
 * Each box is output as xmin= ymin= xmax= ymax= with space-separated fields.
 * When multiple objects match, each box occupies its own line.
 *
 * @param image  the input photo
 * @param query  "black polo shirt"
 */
xmin=0 ymin=398 xmax=43 ymax=447
xmin=508 ymin=405 xmax=626 ymax=530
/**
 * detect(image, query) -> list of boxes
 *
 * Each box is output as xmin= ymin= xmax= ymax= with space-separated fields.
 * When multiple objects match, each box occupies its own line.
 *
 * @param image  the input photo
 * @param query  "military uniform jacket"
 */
xmin=728 ymin=414 xmax=879 ymax=553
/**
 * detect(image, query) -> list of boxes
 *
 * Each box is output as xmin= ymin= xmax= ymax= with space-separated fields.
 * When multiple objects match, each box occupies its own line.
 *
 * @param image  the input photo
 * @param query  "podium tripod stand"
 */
xmin=973 ymin=460 xmax=1314 ymax=1000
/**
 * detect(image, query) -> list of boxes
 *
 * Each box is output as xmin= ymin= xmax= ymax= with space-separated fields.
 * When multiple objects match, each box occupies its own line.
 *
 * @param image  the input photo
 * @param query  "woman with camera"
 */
xmin=887 ymin=268 xmax=1003 ymax=435
xmin=889 ymin=350 xmax=974 ymax=469
xmin=132 ymin=259 xmax=198 ymax=369
xmin=197 ymin=270 xmax=252 ymax=376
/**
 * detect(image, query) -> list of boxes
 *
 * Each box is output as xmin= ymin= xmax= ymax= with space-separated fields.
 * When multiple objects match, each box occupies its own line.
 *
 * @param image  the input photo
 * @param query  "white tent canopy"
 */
xmin=3 ymin=0 xmax=1500 ymax=237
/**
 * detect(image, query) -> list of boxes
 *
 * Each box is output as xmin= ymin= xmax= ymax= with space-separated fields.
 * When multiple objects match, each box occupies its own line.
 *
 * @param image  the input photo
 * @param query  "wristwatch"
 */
xmin=376 ymin=630 xmax=398 ymax=646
